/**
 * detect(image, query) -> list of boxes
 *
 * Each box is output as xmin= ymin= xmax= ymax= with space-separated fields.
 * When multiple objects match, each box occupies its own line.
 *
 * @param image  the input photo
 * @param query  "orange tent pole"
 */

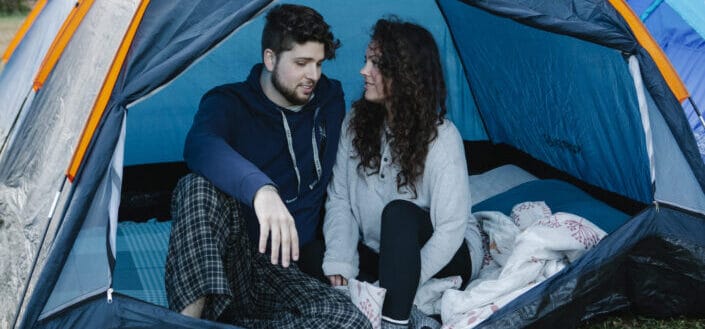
xmin=1 ymin=0 xmax=47 ymax=63
xmin=608 ymin=0 xmax=689 ymax=102
xmin=66 ymin=0 xmax=151 ymax=181
xmin=32 ymin=0 xmax=96 ymax=91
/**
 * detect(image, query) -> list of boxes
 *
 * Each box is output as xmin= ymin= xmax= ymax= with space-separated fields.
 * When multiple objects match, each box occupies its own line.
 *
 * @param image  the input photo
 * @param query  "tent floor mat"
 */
xmin=113 ymin=219 xmax=172 ymax=308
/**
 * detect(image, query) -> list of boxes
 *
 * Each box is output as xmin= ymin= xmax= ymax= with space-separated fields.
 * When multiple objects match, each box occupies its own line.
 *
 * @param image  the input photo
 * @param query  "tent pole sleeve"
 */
xmin=608 ymin=0 xmax=689 ymax=103
xmin=32 ymin=0 xmax=96 ymax=91
xmin=66 ymin=0 xmax=151 ymax=182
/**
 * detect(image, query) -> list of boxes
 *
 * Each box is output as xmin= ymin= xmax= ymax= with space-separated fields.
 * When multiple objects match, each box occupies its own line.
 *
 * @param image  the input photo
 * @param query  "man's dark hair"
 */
xmin=262 ymin=4 xmax=340 ymax=59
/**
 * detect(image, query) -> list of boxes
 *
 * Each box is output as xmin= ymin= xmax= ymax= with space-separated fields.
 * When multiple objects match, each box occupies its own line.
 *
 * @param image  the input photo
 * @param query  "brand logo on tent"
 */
xmin=543 ymin=134 xmax=581 ymax=154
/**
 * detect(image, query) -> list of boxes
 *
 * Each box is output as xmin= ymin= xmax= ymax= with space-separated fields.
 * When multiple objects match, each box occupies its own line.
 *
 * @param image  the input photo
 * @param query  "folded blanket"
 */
xmin=440 ymin=201 xmax=607 ymax=329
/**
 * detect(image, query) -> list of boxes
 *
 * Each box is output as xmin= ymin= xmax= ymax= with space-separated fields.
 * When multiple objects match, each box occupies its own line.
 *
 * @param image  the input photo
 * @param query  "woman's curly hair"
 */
xmin=349 ymin=18 xmax=447 ymax=197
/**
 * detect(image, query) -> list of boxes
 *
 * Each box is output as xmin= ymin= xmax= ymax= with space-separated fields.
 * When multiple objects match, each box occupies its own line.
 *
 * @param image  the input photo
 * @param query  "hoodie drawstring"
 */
xmin=279 ymin=108 xmax=322 ymax=203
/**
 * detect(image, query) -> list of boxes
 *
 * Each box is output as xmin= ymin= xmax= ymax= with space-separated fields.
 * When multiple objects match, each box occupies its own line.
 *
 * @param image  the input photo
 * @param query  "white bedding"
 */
xmin=440 ymin=202 xmax=606 ymax=329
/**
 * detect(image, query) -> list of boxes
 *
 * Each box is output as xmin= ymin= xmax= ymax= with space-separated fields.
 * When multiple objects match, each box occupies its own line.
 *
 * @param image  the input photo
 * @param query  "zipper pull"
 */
xmin=107 ymin=288 xmax=113 ymax=304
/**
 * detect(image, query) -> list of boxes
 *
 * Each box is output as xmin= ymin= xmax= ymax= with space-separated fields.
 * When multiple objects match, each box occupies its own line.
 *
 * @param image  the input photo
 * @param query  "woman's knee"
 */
xmin=381 ymin=200 xmax=424 ymax=238
xmin=381 ymin=199 xmax=420 ymax=223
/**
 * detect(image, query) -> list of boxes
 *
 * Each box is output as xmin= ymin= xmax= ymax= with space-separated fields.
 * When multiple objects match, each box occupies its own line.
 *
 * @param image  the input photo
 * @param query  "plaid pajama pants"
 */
xmin=165 ymin=174 xmax=371 ymax=329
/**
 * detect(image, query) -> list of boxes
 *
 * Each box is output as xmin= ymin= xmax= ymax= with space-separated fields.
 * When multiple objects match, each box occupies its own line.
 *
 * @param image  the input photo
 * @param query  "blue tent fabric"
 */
xmin=457 ymin=0 xmax=705 ymax=204
xmin=35 ymin=294 xmax=243 ymax=329
xmin=634 ymin=44 xmax=705 ymax=194
xmin=114 ymin=0 xmax=272 ymax=108
xmin=628 ymin=0 xmax=705 ymax=159
xmin=124 ymin=0 xmax=485 ymax=166
xmin=459 ymin=0 xmax=639 ymax=53
xmin=439 ymin=0 xmax=652 ymax=203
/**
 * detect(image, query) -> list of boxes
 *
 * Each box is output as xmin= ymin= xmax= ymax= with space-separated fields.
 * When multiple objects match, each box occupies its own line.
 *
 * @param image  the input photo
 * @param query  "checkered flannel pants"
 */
xmin=165 ymin=174 xmax=371 ymax=328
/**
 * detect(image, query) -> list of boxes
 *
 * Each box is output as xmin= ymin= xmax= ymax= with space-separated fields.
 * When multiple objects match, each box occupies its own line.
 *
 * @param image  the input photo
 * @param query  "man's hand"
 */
xmin=327 ymin=274 xmax=348 ymax=287
xmin=253 ymin=185 xmax=299 ymax=267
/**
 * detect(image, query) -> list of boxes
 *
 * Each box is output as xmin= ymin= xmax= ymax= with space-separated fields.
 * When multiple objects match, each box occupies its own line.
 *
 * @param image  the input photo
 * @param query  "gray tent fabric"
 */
xmin=39 ymin=117 xmax=125 ymax=319
xmin=1 ymin=1 xmax=139 ymax=327
xmin=0 ymin=0 xmax=75 ymax=154
xmin=16 ymin=1 xmax=271 ymax=328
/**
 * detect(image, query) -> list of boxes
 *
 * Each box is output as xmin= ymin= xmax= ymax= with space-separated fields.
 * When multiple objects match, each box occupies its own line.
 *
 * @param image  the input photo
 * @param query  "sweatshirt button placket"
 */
xmin=380 ymin=150 xmax=388 ymax=180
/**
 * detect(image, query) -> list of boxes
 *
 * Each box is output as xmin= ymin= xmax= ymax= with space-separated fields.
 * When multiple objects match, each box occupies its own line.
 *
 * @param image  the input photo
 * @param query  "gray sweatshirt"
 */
xmin=323 ymin=112 xmax=483 ymax=286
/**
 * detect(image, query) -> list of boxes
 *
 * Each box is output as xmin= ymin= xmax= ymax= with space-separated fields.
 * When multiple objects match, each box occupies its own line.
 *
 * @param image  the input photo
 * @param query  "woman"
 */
xmin=322 ymin=18 xmax=483 ymax=329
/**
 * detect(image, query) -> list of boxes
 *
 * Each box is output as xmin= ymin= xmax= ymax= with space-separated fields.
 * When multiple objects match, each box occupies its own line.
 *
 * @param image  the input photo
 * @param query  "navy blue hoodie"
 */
xmin=184 ymin=64 xmax=345 ymax=246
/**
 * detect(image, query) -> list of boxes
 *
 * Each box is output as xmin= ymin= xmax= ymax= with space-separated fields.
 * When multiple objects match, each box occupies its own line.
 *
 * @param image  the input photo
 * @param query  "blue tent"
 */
xmin=627 ymin=0 xmax=705 ymax=161
xmin=1 ymin=0 xmax=704 ymax=328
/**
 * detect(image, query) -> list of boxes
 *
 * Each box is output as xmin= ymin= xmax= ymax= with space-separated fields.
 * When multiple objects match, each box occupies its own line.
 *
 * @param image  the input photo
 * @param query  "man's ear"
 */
xmin=263 ymin=49 xmax=276 ymax=71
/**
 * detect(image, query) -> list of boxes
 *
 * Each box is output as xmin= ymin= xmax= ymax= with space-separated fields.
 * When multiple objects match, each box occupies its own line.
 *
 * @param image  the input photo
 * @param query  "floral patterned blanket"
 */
xmin=439 ymin=201 xmax=607 ymax=329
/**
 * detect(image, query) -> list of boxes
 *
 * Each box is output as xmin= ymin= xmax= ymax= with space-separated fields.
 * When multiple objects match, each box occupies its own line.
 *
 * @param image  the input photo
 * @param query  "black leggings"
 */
xmin=299 ymin=200 xmax=472 ymax=321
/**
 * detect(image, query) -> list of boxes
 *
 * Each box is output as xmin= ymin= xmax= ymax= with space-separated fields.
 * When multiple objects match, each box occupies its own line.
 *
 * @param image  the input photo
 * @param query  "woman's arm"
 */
xmin=418 ymin=123 xmax=471 ymax=285
xmin=322 ymin=115 xmax=361 ymax=281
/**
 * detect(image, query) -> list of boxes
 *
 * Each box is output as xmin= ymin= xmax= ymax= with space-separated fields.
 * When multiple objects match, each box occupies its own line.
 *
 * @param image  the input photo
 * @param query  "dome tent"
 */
xmin=1 ymin=0 xmax=705 ymax=328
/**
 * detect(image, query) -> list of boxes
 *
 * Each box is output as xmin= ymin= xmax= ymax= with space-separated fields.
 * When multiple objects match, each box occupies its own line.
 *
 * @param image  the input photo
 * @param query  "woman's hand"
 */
xmin=327 ymin=274 xmax=348 ymax=286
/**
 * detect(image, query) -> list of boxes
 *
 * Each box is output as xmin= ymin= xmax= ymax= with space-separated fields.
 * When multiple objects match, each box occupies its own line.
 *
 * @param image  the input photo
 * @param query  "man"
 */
xmin=164 ymin=4 xmax=370 ymax=328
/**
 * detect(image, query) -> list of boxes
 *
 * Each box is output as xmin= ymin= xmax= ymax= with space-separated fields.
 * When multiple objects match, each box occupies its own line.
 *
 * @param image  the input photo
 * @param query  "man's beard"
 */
xmin=271 ymin=67 xmax=312 ymax=106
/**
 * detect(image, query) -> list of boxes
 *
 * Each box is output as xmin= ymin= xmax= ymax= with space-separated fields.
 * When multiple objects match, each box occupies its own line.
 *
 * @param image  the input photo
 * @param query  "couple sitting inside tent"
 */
xmin=165 ymin=4 xmax=482 ymax=329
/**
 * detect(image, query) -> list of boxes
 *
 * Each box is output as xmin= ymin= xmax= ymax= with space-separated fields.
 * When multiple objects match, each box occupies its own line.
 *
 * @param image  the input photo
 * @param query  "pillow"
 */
xmin=469 ymin=165 xmax=538 ymax=205
xmin=473 ymin=179 xmax=629 ymax=233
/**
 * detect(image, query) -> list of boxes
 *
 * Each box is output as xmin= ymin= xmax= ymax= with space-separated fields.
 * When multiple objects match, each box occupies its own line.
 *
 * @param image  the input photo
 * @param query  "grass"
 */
xmin=581 ymin=313 xmax=705 ymax=329
xmin=0 ymin=14 xmax=25 ymax=71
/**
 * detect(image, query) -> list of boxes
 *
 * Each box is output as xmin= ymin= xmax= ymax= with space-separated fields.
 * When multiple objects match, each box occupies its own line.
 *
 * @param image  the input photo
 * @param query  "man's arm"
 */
xmin=184 ymin=90 xmax=298 ymax=267
xmin=185 ymin=91 xmax=272 ymax=205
